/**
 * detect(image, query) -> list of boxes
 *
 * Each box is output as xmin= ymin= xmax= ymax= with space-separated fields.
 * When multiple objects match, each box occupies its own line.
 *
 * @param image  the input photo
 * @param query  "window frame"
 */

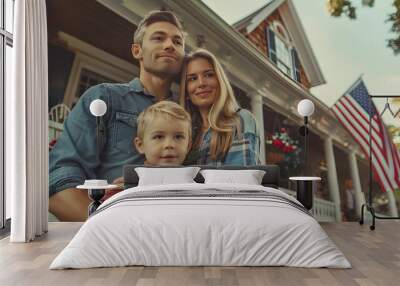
xmin=274 ymin=35 xmax=292 ymax=76
xmin=266 ymin=20 xmax=301 ymax=82
xmin=271 ymin=21 xmax=293 ymax=77
xmin=58 ymin=32 xmax=138 ymax=109
xmin=76 ymin=68 xmax=117 ymax=101
xmin=63 ymin=52 xmax=133 ymax=108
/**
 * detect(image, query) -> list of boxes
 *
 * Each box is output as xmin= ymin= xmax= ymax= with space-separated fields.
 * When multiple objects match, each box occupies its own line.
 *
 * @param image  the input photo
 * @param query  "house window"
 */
xmin=58 ymin=32 xmax=138 ymax=109
xmin=70 ymin=68 xmax=116 ymax=109
xmin=275 ymin=35 xmax=291 ymax=76
xmin=76 ymin=68 xmax=116 ymax=100
xmin=266 ymin=21 xmax=301 ymax=82
xmin=1 ymin=0 xmax=14 ymax=232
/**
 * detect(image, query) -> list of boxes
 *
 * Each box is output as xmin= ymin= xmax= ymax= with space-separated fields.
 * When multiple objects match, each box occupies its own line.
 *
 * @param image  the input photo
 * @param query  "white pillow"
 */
xmin=200 ymin=169 xmax=266 ymax=185
xmin=135 ymin=167 xmax=201 ymax=186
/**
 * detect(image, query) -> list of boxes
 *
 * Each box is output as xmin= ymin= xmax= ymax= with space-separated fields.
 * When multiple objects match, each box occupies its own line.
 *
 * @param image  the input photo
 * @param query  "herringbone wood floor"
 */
xmin=0 ymin=221 xmax=399 ymax=286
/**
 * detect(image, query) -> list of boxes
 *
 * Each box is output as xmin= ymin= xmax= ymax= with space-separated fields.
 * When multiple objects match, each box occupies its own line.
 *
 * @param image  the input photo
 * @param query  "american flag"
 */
xmin=331 ymin=78 xmax=400 ymax=193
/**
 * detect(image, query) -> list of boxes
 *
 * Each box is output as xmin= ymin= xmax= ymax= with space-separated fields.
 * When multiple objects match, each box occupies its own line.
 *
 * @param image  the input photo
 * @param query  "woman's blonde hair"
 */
xmin=179 ymin=49 xmax=241 ymax=160
xmin=137 ymin=100 xmax=192 ymax=140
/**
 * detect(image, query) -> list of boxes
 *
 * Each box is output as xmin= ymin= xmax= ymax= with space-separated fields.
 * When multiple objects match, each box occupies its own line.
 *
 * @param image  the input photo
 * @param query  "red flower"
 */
xmin=49 ymin=139 xmax=57 ymax=149
xmin=268 ymin=131 xmax=299 ymax=154
xmin=273 ymin=139 xmax=290 ymax=152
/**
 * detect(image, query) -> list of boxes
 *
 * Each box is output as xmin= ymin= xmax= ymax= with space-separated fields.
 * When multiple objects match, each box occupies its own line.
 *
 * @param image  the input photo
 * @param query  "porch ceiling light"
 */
xmin=297 ymin=99 xmax=315 ymax=117
xmin=90 ymin=99 xmax=107 ymax=117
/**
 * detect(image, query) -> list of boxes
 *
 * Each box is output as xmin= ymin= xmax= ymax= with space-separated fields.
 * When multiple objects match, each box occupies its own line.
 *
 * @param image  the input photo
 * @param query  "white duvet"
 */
xmin=50 ymin=183 xmax=351 ymax=269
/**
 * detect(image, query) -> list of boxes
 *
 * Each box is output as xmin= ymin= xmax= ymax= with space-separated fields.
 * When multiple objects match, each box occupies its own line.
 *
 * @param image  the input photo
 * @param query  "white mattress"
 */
xmin=50 ymin=183 xmax=351 ymax=269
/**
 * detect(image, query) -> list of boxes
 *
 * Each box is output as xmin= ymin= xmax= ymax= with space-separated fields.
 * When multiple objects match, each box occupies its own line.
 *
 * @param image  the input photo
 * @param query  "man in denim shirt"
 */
xmin=49 ymin=11 xmax=185 ymax=221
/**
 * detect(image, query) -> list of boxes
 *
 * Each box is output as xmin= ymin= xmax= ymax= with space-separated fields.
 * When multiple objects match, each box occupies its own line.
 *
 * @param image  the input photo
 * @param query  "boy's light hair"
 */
xmin=137 ymin=101 xmax=192 ymax=139
xmin=133 ymin=10 xmax=185 ymax=45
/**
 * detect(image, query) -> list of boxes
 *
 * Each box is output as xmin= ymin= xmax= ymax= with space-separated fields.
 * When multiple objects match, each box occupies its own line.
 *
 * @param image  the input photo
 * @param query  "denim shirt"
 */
xmin=195 ymin=109 xmax=261 ymax=166
xmin=49 ymin=78 xmax=165 ymax=196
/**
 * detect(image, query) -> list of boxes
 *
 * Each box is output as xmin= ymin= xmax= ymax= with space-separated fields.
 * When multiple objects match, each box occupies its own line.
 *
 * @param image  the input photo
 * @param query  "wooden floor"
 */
xmin=0 ymin=222 xmax=399 ymax=286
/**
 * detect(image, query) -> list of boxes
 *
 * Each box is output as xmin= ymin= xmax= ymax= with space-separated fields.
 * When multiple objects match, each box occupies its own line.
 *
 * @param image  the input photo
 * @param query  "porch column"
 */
xmin=387 ymin=190 xmax=399 ymax=217
xmin=251 ymin=93 xmax=266 ymax=164
xmin=348 ymin=150 xmax=365 ymax=217
xmin=324 ymin=137 xmax=342 ymax=222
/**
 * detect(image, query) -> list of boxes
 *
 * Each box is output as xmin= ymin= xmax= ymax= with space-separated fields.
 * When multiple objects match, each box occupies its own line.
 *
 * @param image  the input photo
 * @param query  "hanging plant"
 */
xmin=266 ymin=128 xmax=299 ymax=154
xmin=266 ymin=128 xmax=302 ymax=169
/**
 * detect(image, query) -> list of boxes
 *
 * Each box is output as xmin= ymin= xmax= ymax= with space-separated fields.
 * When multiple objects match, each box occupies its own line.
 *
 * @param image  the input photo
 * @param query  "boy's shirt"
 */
xmin=49 ymin=78 xmax=175 ymax=196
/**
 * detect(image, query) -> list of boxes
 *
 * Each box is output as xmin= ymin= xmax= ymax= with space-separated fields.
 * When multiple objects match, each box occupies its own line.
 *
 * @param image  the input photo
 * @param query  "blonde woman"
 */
xmin=180 ymin=49 xmax=261 ymax=165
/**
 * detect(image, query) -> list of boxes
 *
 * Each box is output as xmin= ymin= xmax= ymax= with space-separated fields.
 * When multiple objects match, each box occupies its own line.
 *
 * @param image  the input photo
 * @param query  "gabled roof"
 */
xmin=232 ymin=0 xmax=326 ymax=87
xmin=232 ymin=0 xmax=275 ymax=32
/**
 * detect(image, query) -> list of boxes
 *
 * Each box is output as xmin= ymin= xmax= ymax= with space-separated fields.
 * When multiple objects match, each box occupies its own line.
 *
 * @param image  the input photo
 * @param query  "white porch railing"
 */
xmin=49 ymin=120 xmax=64 ymax=142
xmin=49 ymin=103 xmax=70 ymax=143
xmin=311 ymin=197 xmax=336 ymax=222
xmin=280 ymin=188 xmax=336 ymax=222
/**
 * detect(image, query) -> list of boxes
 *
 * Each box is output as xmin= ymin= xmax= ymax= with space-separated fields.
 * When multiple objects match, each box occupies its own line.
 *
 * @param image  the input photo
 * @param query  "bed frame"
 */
xmin=123 ymin=165 xmax=280 ymax=189
xmin=86 ymin=165 xmax=280 ymax=215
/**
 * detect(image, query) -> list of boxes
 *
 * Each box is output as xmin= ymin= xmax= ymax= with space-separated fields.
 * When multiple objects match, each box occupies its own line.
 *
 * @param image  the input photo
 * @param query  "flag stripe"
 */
xmin=344 ymin=96 xmax=387 ymax=153
xmin=393 ymin=144 xmax=400 ymax=184
xmin=341 ymin=96 xmax=382 ymax=145
xmin=339 ymin=95 xmax=386 ymax=154
xmin=335 ymin=100 xmax=384 ymax=153
xmin=382 ymin=122 xmax=400 ymax=186
xmin=333 ymin=102 xmax=388 ymax=167
xmin=390 ymin=141 xmax=400 ymax=185
xmin=344 ymin=96 xmax=380 ymax=133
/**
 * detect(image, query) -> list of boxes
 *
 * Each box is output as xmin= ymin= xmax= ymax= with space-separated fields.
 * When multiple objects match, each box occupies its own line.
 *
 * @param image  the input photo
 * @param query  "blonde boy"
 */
xmin=103 ymin=101 xmax=192 ymax=200
xmin=134 ymin=101 xmax=192 ymax=166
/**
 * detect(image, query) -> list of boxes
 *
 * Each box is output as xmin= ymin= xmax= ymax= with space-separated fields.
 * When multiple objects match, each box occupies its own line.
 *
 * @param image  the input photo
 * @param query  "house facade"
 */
xmin=46 ymin=0 xmax=398 ymax=221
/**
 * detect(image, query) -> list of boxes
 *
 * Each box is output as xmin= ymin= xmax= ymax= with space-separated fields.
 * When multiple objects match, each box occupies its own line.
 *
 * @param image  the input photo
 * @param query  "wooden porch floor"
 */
xmin=0 ymin=221 xmax=399 ymax=286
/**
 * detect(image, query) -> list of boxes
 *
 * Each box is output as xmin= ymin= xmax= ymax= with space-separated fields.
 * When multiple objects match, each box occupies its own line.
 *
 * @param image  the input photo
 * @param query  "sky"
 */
xmin=201 ymin=0 xmax=400 ymax=126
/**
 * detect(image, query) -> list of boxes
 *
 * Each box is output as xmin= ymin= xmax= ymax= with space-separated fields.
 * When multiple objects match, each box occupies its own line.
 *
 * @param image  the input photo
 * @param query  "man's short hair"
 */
xmin=133 ymin=10 xmax=185 ymax=44
xmin=137 ymin=101 xmax=192 ymax=139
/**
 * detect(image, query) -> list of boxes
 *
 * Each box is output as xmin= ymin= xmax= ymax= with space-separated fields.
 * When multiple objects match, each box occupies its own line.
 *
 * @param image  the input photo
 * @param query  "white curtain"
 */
xmin=8 ymin=0 xmax=48 ymax=242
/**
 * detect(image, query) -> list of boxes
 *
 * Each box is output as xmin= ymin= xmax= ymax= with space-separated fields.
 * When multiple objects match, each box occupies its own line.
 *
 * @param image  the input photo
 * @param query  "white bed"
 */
xmin=50 ymin=183 xmax=351 ymax=269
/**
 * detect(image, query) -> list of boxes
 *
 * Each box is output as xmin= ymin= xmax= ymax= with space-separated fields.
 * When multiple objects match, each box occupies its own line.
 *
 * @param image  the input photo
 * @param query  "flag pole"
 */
xmin=332 ymin=74 xmax=364 ymax=106
xmin=344 ymin=74 xmax=364 ymax=94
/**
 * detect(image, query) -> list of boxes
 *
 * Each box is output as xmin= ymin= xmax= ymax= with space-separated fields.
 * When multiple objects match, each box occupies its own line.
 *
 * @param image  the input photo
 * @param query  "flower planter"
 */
xmin=266 ymin=152 xmax=284 ymax=164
